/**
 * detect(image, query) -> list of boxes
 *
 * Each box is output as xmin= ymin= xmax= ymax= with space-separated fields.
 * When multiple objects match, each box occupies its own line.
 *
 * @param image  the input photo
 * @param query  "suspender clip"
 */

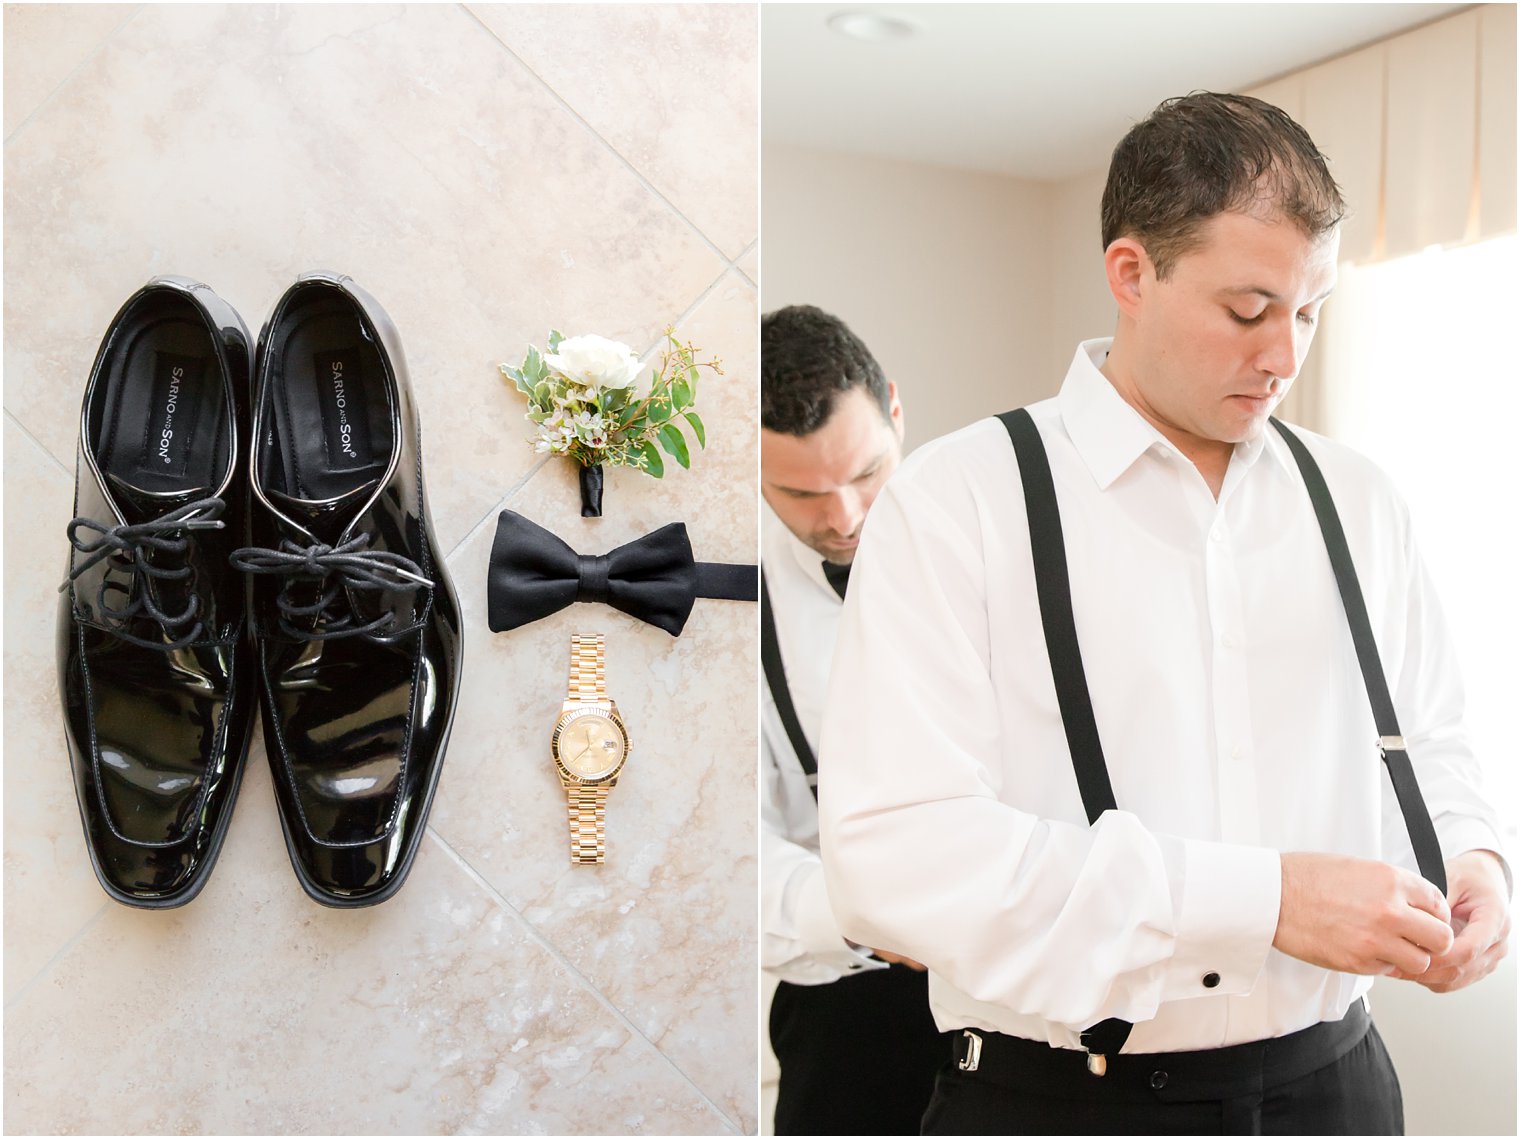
xmin=958 ymin=1030 xmax=982 ymax=1072
xmin=1379 ymin=735 xmax=1407 ymax=755
xmin=1086 ymin=1052 xmax=1108 ymax=1077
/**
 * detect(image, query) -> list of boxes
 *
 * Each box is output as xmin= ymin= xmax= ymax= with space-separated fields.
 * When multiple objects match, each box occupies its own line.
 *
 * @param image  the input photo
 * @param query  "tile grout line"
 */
xmin=459 ymin=4 xmax=745 ymax=269
xmin=3 ymin=4 xmax=145 ymax=148
xmin=444 ymin=454 xmax=552 ymax=563
xmin=6 ymin=408 xmax=75 ymax=482
xmin=425 ymin=829 xmax=743 ymax=1135
xmin=3 ymin=902 xmax=111 ymax=1018
xmin=670 ymin=264 xmax=742 ymax=335
xmin=732 ymin=237 xmax=759 ymax=288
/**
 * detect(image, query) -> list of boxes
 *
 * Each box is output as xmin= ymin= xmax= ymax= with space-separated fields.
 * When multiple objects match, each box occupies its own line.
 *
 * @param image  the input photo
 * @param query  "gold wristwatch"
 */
xmin=550 ymin=634 xmax=632 ymax=864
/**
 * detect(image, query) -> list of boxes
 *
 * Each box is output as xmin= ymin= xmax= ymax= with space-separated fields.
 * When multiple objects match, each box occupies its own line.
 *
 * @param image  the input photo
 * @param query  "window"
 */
xmin=1319 ymin=235 xmax=1520 ymax=814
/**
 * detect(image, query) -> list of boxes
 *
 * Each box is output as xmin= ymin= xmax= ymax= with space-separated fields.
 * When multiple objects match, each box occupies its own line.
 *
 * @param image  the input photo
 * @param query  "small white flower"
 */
xmin=544 ymin=334 xmax=642 ymax=394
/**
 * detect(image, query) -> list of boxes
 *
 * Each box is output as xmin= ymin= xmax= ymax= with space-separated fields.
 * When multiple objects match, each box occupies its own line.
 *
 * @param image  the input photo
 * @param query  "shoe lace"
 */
xmin=60 ymin=497 xmax=227 ymax=651
xmin=229 ymin=534 xmax=432 ymax=642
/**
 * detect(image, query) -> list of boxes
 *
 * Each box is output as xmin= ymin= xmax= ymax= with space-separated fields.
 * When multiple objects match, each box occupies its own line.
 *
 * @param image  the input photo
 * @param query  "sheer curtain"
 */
xmin=1318 ymin=234 xmax=1519 ymax=817
xmin=1314 ymin=233 xmax=1518 ymax=1137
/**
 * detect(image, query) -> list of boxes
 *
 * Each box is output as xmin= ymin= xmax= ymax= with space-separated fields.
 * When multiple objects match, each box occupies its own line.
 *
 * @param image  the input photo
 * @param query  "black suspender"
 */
xmin=1269 ymin=418 xmax=1446 ymax=894
xmin=996 ymin=407 xmax=1447 ymax=1074
xmin=999 ymin=408 xmax=1134 ymax=1071
xmin=1002 ymin=409 xmax=1120 ymax=827
xmin=761 ymin=572 xmax=819 ymax=800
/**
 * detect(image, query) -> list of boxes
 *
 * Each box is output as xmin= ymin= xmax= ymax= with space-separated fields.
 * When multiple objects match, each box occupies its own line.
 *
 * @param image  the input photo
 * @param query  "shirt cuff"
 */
xmin=793 ymin=861 xmax=870 ymax=962
xmin=1438 ymin=819 xmax=1514 ymax=897
xmin=1162 ymin=840 xmax=1281 ymax=1002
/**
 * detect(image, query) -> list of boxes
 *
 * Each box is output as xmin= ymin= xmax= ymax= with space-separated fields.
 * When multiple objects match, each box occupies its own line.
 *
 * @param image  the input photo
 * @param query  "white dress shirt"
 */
xmin=762 ymin=504 xmax=884 ymax=984
xmin=818 ymin=338 xmax=1507 ymax=1052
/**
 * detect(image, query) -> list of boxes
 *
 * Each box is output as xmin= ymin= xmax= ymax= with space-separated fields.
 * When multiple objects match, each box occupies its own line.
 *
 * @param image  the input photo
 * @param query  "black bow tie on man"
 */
xmin=821 ymin=559 xmax=851 ymax=600
xmin=487 ymin=510 xmax=758 ymax=637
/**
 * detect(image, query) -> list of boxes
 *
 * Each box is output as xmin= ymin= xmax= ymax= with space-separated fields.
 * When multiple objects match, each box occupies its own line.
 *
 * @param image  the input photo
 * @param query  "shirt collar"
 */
xmin=1058 ymin=338 xmax=1289 ymax=490
xmin=761 ymin=501 xmax=842 ymax=602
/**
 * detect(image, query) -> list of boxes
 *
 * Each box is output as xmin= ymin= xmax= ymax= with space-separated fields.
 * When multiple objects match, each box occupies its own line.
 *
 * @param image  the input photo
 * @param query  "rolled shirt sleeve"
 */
xmin=762 ymin=732 xmax=881 ymax=984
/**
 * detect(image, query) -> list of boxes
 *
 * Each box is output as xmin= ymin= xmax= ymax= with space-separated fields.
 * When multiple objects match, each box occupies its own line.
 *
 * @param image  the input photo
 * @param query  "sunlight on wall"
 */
xmin=1320 ymin=234 xmax=1520 ymax=827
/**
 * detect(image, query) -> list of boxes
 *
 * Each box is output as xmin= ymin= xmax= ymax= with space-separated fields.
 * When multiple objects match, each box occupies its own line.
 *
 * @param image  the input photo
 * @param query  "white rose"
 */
xmin=544 ymin=334 xmax=642 ymax=393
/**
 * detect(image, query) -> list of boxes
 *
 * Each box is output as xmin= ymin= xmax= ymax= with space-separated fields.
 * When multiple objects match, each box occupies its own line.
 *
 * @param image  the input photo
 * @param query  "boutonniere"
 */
xmin=501 ymin=329 xmax=722 ymax=517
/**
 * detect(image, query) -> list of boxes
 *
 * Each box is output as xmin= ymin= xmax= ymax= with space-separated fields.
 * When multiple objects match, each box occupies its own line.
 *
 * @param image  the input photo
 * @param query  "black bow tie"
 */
xmin=822 ymin=559 xmax=851 ymax=600
xmin=487 ymin=510 xmax=758 ymax=637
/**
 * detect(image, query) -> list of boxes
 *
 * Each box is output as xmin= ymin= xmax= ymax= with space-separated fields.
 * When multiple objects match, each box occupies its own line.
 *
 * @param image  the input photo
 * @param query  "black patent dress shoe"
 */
xmin=233 ymin=273 xmax=462 ymax=908
xmin=57 ymin=276 xmax=256 ymax=908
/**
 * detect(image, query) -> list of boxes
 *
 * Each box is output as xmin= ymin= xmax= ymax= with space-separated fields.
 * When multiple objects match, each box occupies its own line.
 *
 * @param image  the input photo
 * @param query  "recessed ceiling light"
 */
xmin=827 ymin=11 xmax=918 ymax=42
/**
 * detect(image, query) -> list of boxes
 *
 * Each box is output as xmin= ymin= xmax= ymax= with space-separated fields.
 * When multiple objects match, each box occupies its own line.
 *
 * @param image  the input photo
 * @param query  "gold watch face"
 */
xmin=552 ymin=708 xmax=628 ymax=782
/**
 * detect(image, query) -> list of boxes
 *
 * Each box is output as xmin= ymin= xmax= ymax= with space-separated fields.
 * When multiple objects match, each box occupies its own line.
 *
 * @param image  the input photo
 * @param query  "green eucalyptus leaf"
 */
xmin=524 ymin=344 xmax=544 ymax=380
xmin=672 ymin=376 xmax=692 ymax=409
xmin=658 ymin=423 xmax=690 ymax=469
xmin=531 ymin=381 xmax=553 ymax=409
xmin=647 ymin=398 xmax=673 ymax=425
xmin=638 ymin=439 xmax=664 ymax=479
xmin=683 ymin=411 xmax=706 ymax=448
xmin=548 ymin=329 xmax=564 ymax=352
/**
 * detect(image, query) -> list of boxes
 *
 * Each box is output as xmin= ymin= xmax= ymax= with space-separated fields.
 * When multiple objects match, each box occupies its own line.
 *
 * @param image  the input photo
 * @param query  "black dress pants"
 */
xmin=921 ymin=1015 xmax=1404 ymax=1136
xmin=770 ymin=963 xmax=952 ymax=1136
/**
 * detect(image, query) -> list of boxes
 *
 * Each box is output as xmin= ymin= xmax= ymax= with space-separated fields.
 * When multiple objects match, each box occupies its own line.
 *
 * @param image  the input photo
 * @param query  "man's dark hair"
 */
xmin=1101 ymin=92 xmax=1345 ymax=279
xmin=762 ymin=305 xmax=890 ymax=436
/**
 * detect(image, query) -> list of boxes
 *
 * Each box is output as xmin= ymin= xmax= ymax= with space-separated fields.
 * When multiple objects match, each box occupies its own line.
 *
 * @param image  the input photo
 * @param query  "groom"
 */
xmin=817 ymin=92 xmax=1511 ymax=1135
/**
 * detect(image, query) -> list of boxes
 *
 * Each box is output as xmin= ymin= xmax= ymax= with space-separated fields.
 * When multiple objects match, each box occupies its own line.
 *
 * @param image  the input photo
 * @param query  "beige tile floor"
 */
xmin=3 ymin=4 xmax=758 ymax=1133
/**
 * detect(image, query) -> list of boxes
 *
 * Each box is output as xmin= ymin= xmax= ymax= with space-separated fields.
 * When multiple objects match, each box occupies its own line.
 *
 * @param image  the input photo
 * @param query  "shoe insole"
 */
xmin=268 ymin=309 xmax=392 ymax=502
xmin=92 ymin=309 xmax=228 ymax=496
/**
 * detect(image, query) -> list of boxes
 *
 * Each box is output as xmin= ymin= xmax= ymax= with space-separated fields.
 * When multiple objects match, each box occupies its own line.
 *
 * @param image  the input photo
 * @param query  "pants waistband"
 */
xmin=949 ymin=1000 xmax=1371 ymax=1104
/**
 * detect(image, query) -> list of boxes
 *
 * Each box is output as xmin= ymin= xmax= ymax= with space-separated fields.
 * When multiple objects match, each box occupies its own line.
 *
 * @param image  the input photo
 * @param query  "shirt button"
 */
xmin=1221 ymin=634 xmax=1237 ymax=649
xmin=1231 ymin=745 xmax=1244 ymax=761
xmin=1203 ymin=972 xmax=1221 ymax=988
xmin=1210 ymin=528 xmax=1224 ymax=543
xmin=1150 ymin=1070 xmax=1169 ymax=1090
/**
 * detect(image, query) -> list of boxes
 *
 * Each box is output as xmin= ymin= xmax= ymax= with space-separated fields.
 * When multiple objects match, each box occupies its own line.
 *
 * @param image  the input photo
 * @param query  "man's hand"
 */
xmin=1274 ymin=852 xmax=1454 ymax=976
xmin=871 ymin=948 xmax=928 ymax=971
xmin=1388 ymin=849 xmax=1512 ymax=993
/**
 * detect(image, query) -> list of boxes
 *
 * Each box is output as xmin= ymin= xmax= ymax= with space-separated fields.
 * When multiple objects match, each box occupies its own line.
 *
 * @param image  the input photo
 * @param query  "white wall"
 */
xmin=762 ymin=144 xmax=1060 ymax=450
xmin=762 ymin=147 xmax=1301 ymax=444
xmin=1045 ymin=166 xmax=1114 ymax=374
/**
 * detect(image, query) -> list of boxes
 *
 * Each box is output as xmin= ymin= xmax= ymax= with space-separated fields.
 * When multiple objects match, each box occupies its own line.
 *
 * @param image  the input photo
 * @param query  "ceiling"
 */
xmin=762 ymin=3 xmax=1466 ymax=181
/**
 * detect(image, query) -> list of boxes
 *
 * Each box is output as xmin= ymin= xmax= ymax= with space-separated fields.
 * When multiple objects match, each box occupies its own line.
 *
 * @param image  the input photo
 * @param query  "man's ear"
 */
xmin=1104 ymin=236 xmax=1152 ymax=320
xmin=886 ymin=381 xmax=905 ymax=443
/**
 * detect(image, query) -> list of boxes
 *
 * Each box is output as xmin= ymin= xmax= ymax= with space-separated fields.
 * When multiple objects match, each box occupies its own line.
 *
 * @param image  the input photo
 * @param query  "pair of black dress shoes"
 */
xmin=57 ymin=273 xmax=462 ymax=909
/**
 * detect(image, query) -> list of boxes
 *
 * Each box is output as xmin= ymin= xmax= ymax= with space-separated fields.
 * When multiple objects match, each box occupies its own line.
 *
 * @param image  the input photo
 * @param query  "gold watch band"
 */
xmin=568 ymin=633 xmax=607 ymax=703
xmin=566 ymin=633 xmax=610 ymax=865
xmin=567 ymin=783 xmax=610 ymax=864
